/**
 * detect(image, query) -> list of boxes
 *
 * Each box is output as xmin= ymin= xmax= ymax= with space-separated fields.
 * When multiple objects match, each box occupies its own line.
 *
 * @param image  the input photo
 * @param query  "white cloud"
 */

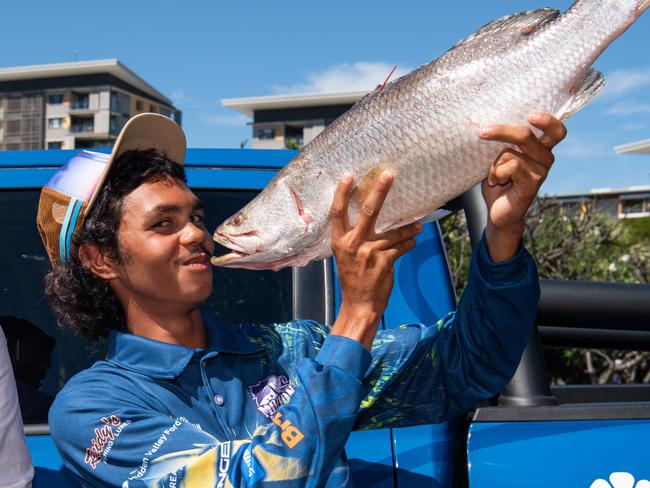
xmin=170 ymin=88 xmax=194 ymax=104
xmin=170 ymin=88 xmax=214 ymax=110
xmin=606 ymin=102 xmax=650 ymax=115
xmin=622 ymin=122 xmax=646 ymax=131
xmin=272 ymin=62 xmax=413 ymax=95
xmin=202 ymin=112 xmax=250 ymax=127
xmin=601 ymin=67 xmax=650 ymax=98
xmin=555 ymin=138 xmax=607 ymax=159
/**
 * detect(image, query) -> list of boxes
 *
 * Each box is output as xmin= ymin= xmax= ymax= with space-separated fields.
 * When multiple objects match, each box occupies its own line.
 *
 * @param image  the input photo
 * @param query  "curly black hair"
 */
xmin=44 ymin=149 xmax=186 ymax=341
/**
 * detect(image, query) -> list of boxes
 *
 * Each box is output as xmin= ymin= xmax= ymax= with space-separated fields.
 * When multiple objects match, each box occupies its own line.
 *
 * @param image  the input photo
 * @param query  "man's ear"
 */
xmin=78 ymin=243 xmax=120 ymax=280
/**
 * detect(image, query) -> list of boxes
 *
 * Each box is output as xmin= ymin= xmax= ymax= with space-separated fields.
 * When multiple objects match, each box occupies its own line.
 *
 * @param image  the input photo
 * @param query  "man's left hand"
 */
xmin=479 ymin=112 xmax=567 ymax=262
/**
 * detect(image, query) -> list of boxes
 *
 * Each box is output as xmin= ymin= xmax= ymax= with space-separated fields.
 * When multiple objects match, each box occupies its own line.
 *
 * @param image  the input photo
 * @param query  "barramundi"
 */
xmin=213 ymin=0 xmax=649 ymax=271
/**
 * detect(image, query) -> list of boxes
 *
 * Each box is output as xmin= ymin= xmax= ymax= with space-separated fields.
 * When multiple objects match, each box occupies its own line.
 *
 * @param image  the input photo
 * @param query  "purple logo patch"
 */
xmin=249 ymin=375 xmax=296 ymax=419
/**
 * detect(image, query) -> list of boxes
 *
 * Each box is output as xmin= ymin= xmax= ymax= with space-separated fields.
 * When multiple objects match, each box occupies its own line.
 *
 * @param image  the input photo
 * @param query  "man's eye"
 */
xmin=153 ymin=220 xmax=171 ymax=228
xmin=191 ymin=214 xmax=204 ymax=224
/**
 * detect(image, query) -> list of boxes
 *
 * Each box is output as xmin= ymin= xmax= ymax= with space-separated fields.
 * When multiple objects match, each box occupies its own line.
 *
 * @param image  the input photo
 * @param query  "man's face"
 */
xmin=110 ymin=177 xmax=214 ymax=312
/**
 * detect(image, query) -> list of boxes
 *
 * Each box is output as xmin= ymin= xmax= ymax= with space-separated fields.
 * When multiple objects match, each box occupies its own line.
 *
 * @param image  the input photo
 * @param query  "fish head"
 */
xmin=212 ymin=178 xmax=326 ymax=270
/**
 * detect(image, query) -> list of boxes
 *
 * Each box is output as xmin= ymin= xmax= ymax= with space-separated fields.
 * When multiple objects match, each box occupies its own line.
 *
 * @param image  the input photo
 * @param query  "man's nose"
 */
xmin=180 ymin=220 xmax=209 ymax=247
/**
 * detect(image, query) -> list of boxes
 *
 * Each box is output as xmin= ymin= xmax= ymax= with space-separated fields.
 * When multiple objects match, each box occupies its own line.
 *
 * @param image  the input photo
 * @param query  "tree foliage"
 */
xmin=441 ymin=197 xmax=650 ymax=385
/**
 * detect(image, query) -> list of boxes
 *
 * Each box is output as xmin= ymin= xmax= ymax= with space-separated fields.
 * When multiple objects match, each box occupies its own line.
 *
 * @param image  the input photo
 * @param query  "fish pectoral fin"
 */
xmin=417 ymin=208 xmax=452 ymax=225
xmin=557 ymin=68 xmax=605 ymax=121
xmin=440 ymin=8 xmax=560 ymax=66
xmin=351 ymin=163 xmax=397 ymax=205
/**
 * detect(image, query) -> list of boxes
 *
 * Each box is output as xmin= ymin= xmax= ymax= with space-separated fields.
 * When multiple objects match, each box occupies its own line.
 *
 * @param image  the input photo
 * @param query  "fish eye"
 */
xmin=232 ymin=213 xmax=243 ymax=226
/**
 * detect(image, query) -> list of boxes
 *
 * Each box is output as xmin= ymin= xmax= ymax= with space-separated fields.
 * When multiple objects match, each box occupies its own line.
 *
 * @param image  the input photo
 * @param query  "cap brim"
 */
xmin=85 ymin=113 xmax=186 ymax=213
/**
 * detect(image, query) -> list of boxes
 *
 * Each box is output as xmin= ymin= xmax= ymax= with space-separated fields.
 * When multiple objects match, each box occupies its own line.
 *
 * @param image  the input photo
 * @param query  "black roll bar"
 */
xmin=537 ymin=279 xmax=650 ymax=332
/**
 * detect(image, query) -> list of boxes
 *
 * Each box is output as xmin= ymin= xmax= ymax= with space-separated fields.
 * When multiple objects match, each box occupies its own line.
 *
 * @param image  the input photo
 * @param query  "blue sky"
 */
xmin=1 ymin=0 xmax=649 ymax=194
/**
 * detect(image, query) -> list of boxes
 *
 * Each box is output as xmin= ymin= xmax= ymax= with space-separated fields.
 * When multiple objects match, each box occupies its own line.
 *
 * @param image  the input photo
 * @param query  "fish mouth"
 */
xmin=212 ymin=235 xmax=330 ymax=272
xmin=211 ymin=251 xmax=297 ymax=271
xmin=212 ymin=230 xmax=284 ymax=270
xmin=213 ymin=230 xmax=261 ymax=255
xmin=211 ymin=250 xmax=254 ymax=266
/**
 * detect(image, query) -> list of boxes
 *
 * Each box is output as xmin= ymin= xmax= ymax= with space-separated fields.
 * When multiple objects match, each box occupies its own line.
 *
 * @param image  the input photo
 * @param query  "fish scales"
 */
xmin=213 ymin=0 xmax=649 ymax=271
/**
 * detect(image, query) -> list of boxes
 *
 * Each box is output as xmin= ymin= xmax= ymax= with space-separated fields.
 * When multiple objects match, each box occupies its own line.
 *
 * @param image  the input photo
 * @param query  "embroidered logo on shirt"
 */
xmin=84 ymin=415 xmax=131 ymax=469
xmin=248 ymin=374 xmax=296 ymax=420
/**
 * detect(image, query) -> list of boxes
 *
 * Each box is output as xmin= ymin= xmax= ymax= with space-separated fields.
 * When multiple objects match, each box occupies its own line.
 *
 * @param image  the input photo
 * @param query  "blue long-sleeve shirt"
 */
xmin=49 ymin=237 xmax=539 ymax=487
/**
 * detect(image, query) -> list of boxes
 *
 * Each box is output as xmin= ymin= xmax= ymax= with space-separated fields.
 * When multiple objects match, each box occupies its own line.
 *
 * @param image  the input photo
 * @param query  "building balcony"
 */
xmin=70 ymin=100 xmax=89 ymax=110
xmin=68 ymin=106 xmax=95 ymax=116
xmin=70 ymin=123 xmax=94 ymax=134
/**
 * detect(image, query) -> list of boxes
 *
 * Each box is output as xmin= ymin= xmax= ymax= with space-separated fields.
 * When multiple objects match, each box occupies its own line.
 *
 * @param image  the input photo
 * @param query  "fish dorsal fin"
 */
xmin=557 ymin=68 xmax=605 ymax=120
xmin=438 ymin=8 xmax=560 ymax=65
xmin=349 ymin=84 xmax=384 ymax=111
xmin=459 ymin=8 xmax=560 ymax=44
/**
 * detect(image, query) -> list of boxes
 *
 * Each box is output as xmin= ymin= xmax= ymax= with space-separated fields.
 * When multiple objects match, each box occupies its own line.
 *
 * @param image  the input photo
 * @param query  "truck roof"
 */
xmin=0 ymin=148 xmax=299 ymax=169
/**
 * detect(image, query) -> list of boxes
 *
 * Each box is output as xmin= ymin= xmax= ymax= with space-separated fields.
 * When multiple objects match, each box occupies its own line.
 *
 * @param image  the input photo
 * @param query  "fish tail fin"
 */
xmin=556 ymin=68 xmax=605 ymax=121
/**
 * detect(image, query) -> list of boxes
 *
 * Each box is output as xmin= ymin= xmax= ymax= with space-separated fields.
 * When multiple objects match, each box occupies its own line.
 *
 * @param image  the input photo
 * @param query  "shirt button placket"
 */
xmin=200 ymin=353 xmax=231 ymax=439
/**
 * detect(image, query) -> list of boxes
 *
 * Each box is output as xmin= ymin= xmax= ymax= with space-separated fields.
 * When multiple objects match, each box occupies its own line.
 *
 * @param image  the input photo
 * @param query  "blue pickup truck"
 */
xmin=1 ymin=148 xmax=649 ymax=487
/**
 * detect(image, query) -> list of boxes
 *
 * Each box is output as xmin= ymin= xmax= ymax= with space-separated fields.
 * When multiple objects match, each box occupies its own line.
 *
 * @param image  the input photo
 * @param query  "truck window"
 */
xmin=0 ymin=188 xmax=292 ymax=424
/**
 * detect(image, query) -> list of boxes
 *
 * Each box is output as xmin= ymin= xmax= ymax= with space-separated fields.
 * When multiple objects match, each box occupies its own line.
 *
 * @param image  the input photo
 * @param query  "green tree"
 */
xmin=441 ymin=197 xmax=650 ymax=384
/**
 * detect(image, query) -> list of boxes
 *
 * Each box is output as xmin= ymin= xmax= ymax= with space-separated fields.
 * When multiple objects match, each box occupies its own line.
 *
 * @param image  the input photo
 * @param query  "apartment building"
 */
xmin=222 ymin=91 xmax=365 ymax=149
xmin=549 ymin=186 xmax=650 ymax=220
xmin=0 ymin=59 xmax=180 ymax=150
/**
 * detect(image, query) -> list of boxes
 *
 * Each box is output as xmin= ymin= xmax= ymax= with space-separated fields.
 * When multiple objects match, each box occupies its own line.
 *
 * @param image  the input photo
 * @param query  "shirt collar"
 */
xmin=107 ymin=310 xmax=266 ymax=379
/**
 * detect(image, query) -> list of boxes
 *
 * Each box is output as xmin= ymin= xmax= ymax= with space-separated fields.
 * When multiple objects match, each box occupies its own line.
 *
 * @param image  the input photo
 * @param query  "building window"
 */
xmin=110 ymin=115 xmax=128 ymax=135
xmin=47 ymin=141 xmax=63 ymax=150
xmin=48 ymin=118 xmax=63 ymax=129
xmin=110 ymin=92 xmax=129 ymax=113
xmin=48 ymin=94 xmax=64 ymax=105
xmin=257 ymin=128 xmax=276 ymax=140
xmin=284 ymin=125 xmax=304 ymax=148
xmin=136 ymin=100 xmax=143 ymax=111
xmin=70 ymin=116 xmax=94 ymax=133
xmin=149 ymin=104 xmax=157 ymax=113
xmin=620 ymin=199 xmax=644 ymax=215
xmin=70 ymin=93 xmax=89 ymax=110
xmin=6 ymin=120 xmax=20 ymax=133
xmin=7 ymin=98 xmax=21 ymax=111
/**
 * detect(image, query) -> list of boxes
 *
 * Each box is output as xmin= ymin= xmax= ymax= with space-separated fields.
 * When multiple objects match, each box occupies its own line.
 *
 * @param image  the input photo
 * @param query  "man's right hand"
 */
xmin=329 ymin=171 xmax=422 ymax=350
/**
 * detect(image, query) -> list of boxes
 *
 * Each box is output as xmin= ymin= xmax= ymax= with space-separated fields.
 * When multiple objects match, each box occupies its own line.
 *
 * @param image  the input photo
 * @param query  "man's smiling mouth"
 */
xmin=182 ymin=253 xmax=210 ymax=266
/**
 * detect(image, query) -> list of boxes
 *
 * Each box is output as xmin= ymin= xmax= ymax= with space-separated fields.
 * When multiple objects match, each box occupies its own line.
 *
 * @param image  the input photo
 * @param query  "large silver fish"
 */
xmin=213 ymin=0 xmax=649 ymax=271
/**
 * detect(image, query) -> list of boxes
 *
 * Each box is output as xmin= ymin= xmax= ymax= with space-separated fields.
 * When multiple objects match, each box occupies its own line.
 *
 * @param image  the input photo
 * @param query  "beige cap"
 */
xmin=85 ymin=113 xmax=186 ymax=213
xmin=37 ymin=113 xmax=186 ymax=265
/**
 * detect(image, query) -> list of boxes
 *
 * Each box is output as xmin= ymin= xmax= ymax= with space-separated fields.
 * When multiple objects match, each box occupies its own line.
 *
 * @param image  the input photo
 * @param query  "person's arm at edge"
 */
xmin=0 ymin=328 xmax=34 ymax=488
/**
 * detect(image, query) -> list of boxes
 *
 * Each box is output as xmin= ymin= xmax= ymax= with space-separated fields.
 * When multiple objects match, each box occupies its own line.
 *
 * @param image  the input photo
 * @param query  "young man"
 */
xmin=40 ymin=112 xmax=565 ymax=487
